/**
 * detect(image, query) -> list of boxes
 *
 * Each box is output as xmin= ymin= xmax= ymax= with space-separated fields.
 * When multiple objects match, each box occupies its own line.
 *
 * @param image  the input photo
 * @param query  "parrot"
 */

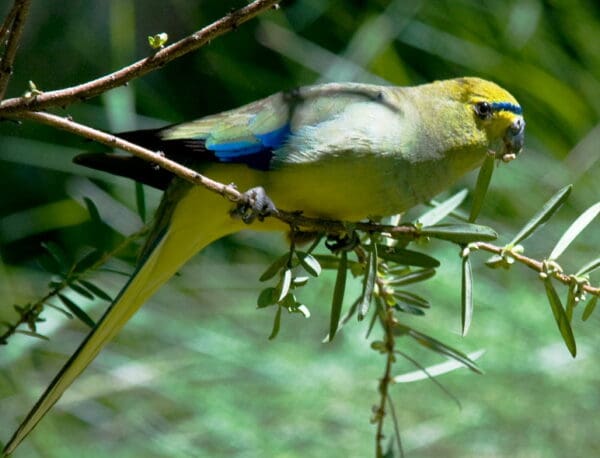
xmin=3 ymin=77 xmax=524 ymax=455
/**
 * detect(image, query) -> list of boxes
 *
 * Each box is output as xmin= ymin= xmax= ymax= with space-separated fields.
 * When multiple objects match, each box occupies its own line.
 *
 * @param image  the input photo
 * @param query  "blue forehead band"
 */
xmin=490 ymin=102 xmax=522 ymax=115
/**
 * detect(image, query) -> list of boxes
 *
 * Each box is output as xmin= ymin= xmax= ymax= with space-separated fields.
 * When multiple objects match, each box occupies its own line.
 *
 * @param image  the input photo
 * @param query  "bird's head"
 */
xmin=456 ymin=77 xmax=525 ymax=162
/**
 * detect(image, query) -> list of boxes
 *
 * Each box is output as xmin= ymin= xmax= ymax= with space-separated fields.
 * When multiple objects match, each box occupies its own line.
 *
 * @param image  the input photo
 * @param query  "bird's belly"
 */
xmin=263 ymin=156 xmax=414 ymax=220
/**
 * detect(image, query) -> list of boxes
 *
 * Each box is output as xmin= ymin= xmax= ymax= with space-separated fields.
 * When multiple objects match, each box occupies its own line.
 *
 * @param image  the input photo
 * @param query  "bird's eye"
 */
xmin=474 ymin=101 xmax=493 ymax=120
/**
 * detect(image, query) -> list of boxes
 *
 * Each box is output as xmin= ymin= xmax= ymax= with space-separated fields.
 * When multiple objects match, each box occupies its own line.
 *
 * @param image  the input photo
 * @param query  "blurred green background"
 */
xmin=1 ymin=1 xmax=599 ymax=457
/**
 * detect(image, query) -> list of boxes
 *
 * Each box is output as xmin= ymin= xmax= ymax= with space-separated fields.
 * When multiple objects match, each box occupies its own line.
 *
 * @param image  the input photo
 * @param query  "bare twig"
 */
xmin=471 ymin=241 xmax=600 ymax=296
xmin=375 ymin=306 xmax=396 ymax=458
xmin=13 ymin=110 xmax=246 ymax=201
xmin=0 ymin=0 xmax=280 ymax=114
xmin=0 ymin=2 xmax=19 ymax=42
xmin=4 ymin=110 xmax=424 ymax=239
xmin=0 ymin=0 xmax=32 ymax=100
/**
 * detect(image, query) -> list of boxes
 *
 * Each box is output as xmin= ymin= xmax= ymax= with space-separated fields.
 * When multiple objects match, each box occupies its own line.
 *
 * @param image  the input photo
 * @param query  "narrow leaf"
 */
xmin=418 ymin=189 xmax=468 ymax=226
xmin=15 ymin=330 xmax=50 ymax=341
xmin=393 ymin=349 xmax=486 ymax=383
xmin=69 ymin=282 xmax=95 ymax=300
xmin=543 ymin=279 xmax=576 ymax=356
xmin=58 ymin=294 xmax=95 ymax=328
xmin=83 ymin=197 xmax=102 ymax=225
xmin=268 ymin=306 xmax=282 ymax=340
xmin=276 ymin=269 xmax=293 ymax=303
xmin=328 ymin=251 xmax=347 ymax=341
xmin=393 ymin=302 xmax=425 ymax=316
xmin=461 ymin=255 xmax=473 ymax=336
xmin=259 ymin=254 xmax=289 ymax=282
xmin=73 ymin=248 xmax=102 ymax=274
xmin=377 ymin=245 xmax=440 ymax=268
xmin=393 ymin=290 xmax=430 ymax=308
xmin=135 ymin=182 xmax=146 ymax=222
xmin=46 ymin=303 xmax=74 ymax=319
xmin=510 ymin=185 xmax=572 ymax=246
xmin=296 ymin=252 xmax=322 ymax=277
xmin=582 ymin=295 xmax=597 ymax=321
xmin=550 ymin=201 xmax=600 ymax=260
xmin=358 ymin=240 xmax=378 ymax=320
xmin=78 ymin=280 xmax=112 ymax=301
xmin=257 ymin=287 xmax=277 ymax=308
xmin=420 ymin=224 xmax=497 ymax=244
xmin=41 ymin=242 xmax=68 ymax=273
xmin=388 ymin=268 xmax=436 ymax=286
xmin=394 ymin=323 xmax=483 ymax=374
xmin=575 ymin=257 xmax=600 ymax=277
xmin=469 ymin=153 xmax=495 ymax=222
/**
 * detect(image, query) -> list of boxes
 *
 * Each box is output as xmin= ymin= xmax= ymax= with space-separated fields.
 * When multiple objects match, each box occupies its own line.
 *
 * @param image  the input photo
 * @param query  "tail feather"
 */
xmin=3 ymin=206 xmax=231 ymax=456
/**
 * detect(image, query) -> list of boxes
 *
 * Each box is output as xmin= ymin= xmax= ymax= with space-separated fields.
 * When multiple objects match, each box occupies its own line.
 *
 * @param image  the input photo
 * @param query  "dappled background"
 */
xmin=1 ymin=1 xmax=599 ymax=457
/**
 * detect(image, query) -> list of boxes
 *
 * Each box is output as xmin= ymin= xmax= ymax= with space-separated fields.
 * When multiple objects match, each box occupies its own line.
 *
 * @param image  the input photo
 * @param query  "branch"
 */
xmin=0 ymin=0 xmax=280 ymax=114
xmin=6 ymin=110 xmax=423 ymax=240
xmin=471 ymin=241 xmax=600 ymax=297
xmin=0 ymin=0 xmax=32 ymax=100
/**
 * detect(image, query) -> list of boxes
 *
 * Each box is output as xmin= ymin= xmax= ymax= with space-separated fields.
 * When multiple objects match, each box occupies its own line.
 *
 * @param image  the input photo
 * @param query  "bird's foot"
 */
xmin=326 ymin=231 xmax=360 ymax=253
xmin=232 ymin=186 xmax=277 ymax=224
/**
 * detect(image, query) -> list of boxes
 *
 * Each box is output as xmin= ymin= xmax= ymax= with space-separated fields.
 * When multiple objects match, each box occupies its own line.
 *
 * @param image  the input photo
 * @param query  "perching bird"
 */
xmin=4 ymin=77 xmax=524 ymax=455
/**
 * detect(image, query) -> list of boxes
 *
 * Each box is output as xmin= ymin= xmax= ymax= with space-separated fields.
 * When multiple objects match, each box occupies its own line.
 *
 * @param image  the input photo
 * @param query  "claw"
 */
xmin=232 ymin=186 xmax=277 ymax=224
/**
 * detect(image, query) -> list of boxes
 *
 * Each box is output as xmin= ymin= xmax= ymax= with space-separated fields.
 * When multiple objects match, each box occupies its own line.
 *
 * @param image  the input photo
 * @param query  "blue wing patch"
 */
xmin=207 ymin=123 xmax=291 ymax=160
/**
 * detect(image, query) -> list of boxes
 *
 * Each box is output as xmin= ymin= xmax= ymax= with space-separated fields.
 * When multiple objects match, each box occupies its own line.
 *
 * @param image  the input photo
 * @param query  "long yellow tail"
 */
xmin=3 ymin=184 xmax=247 ymax=455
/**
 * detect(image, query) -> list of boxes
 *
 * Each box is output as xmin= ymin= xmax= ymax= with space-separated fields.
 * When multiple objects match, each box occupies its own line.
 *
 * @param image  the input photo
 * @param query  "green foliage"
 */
xmin=1 ymin=1 xmax=599 ymax=457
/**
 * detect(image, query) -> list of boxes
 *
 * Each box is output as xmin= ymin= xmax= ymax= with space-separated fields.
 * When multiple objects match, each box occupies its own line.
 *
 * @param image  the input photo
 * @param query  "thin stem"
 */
xmin=387 ymin=394 xmax=404 ymax=458
xmin=471 ymin=241 xmax=600 ymax=297
xmin=0 ymin=0 xmax=280 ymax=114
xmin=375 ymin=305 xmax=395 ymax=458
xmin=0 ymin=0 xmax=32 ymax=100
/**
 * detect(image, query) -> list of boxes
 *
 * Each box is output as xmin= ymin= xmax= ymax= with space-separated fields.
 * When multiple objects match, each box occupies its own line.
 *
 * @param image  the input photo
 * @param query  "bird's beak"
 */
xmin=500 ymin=117 xmax=525 ymax=162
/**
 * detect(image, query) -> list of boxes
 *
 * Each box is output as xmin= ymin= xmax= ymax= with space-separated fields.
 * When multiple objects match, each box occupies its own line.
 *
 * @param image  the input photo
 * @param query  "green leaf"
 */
xmin=328 ymin=251 xmax=347 ymax=341
xmin=575 ymin=257 xmax=600 ymax=277
xmin=388 ymin=268 xmax=436 ymax=286
xmin=73 ymin=248 xmax=102 ymax=274
xmin=313 ymin=254 xmax=363 ymax=274
xmin=393 ymin=290 xmax=430 ymax=308
xmin=69 ymin=282 xmax=95 ymax=300
xmin=296 ymin=251 xmax=321 ymax=277
xmin=57 ymin=294 xmax=95 ymax=328
xmin=469 ymin=153 xmax=495 ymax=222
xmin=135 ymin=182 xmax=146 ymax=222
xmin=509 ymin=185 xmax=572 ymax=246
xmin=418 ymin=189 xmax=468 ymax=226
xmin=543 ymin=279 xmax=576 ymax=356
xmin=41 ymin=241 xmax=68 ymax=274
xmin=84 ymin=197 xmax=102 ymax=225
xmin=549 ymin=201 xmax=600 ymax=260
xmin=78 ymin=280 xmax=112 ymax=302
xmin=268 ymin=306 xmax=282 ymax=340
xmin=565 ymin=286 xmax=576 ymax=323
xmin=275 ymin=269 xmax=292 ymax=303
xmin=394 ymin=323 xmax=483 ymax=374
xmin=15 ymin=330 xmax=50 ymax=341
xmin=420 ymin=224 xmax=497 ymax=244
xmin=582 ymin=295 xmax=597 ymax=322
xmin=358 ymin=240 xmax=378 ymax=320
xmin=377 ymin=245 xmax=440 ymax=268
xmin=461 ymin=254 xmax=473 ymax=336
xmin=46 ymin=303 xmax=74 ymax=319
xmin=259 ymin=254 xmax=289 ymax=282
xmin=257 ymin=287 xmax=277 ymax=308
xmin=393 ymin=302 xmax=425 ymax=316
